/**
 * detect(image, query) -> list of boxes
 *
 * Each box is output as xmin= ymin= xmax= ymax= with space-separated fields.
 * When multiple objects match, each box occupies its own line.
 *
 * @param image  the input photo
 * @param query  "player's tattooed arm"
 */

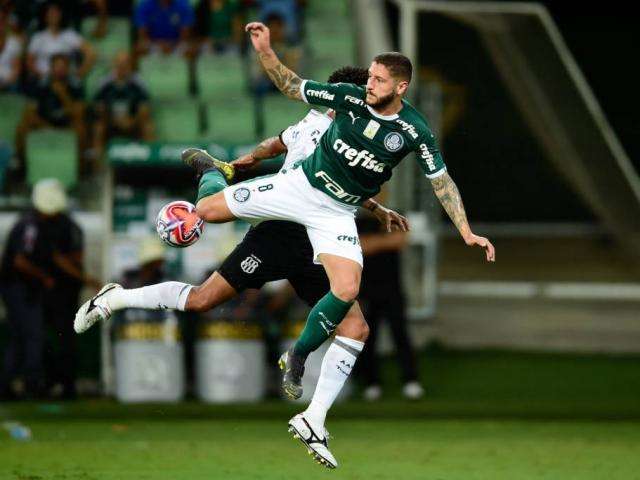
xmin=430 ymin=172 xmax=471 ymax=238
xmin=257 ymin=51 xmax=303 ymax=101
xmin=253 ymin=135 xmax=287 ymax=160
xmin=231 ymin=136 xmax=286 ymax=171
xmin=430 ymin=172 xmax=496 ymax=262
xmin=246 ymin=22 xmax=303 ymax=101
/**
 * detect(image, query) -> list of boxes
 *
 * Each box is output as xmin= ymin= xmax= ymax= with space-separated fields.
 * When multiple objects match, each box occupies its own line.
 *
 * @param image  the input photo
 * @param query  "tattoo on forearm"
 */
xmin=431 ymin=173 xmax=470 ymax=234
xmin=253 ymin=136 xmax=281 ymax=160
xmin=258 ymin=52 xmax=302 ymax=100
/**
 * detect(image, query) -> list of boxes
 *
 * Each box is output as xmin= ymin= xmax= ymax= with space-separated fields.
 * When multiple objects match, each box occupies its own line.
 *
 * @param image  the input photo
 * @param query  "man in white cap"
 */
xmin=0 ymin=179 xmax=96 ymax=399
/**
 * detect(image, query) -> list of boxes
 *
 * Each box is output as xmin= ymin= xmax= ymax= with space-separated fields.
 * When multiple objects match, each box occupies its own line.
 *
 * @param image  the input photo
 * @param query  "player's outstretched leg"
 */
xmin=281 ymin=254 xmax=361 ymax=399
xmin=288 ymin=303 xmax=368 ymax=469
xmin=74 ymin=272 xmax=236 ymax=333
xmin=181 ymin=148 xmax=235 ymax=204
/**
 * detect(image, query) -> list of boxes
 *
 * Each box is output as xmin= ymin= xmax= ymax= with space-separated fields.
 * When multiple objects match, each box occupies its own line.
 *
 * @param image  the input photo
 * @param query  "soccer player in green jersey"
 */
xmin=77 ymin=20 xmax=495 ymax=469
xmin=237 ymin=20 xmax=495 ymax=465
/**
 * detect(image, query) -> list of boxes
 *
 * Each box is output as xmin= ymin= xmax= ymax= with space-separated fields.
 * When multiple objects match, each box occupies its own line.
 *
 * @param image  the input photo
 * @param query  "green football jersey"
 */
xmin=298 ymin=80 xmax=446 ymax=205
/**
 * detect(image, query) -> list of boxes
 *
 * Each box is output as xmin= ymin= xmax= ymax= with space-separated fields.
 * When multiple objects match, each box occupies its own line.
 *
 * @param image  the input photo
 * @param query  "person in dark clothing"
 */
xmin=92 ymin=51 xmax=154 ymax=160
xmin=1 ymin=179 xmax=96 ymax=399
xmin=15 ymin=53 xmax=86 ymax=169
xmin=356 ymin=210 xmax=424 ymax=401
xmin=41 ymin=209 xmax=87 ymax=399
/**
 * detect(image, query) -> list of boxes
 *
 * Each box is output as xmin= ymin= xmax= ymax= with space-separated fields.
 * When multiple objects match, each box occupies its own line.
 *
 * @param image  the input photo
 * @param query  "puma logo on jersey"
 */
xmin=333 ymin=138 xmax=384 ymax=173
xmin=348 ymin=111 xmax=360 ymax=124
xmin=307 ymin=89 xmax=335 ymax=100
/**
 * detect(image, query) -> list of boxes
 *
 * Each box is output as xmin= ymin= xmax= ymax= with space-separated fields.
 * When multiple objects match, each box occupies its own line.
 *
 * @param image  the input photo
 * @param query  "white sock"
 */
xmin=106 ymin=282 xmax=193 ymax=312
xmin=304 ymin=335 xmax=364 ymax=428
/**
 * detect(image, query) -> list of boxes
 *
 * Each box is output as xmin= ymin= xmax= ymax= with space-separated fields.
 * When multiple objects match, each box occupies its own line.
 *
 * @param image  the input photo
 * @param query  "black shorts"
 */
xmin=218 ymin=220 xmax=329 ymax=306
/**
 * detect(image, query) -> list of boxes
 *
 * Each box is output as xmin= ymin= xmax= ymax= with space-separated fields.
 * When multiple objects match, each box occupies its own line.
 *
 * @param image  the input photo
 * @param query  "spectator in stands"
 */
xmin=356 ymin=209 xmax=425 ymax=401
xmin=194 ymin=0 xmax=243 ymax=54
xmin=92 ymin=51 xmax=154 ymax=160
xmin=134 ymin=0 xmax=195 ymax=56
xmin=251 ymin=12 xmax=301 ymax=96
xmin=15 ymin=54 xmax=86 ymax=169
xmin=0 ymin=8 xmax=21 ymax=91
xmin=26 ymin=2 xmax=96 ymax=82
xmin=9 ymin=0 xmax=108 ymax=38
xmin=257 ymin=0 xmax=301 ymax=43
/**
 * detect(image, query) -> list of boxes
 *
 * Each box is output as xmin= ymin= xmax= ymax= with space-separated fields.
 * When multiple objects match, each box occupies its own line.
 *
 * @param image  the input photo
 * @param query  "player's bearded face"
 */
xmin=366 ymin=62 xmax=399 ymax=109
xmin=366 ymin=89 xmax=397 ymax=109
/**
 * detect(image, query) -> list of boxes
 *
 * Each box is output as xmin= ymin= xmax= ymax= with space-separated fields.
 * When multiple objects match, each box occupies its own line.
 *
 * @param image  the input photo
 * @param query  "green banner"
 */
xmin=107 ymin=141 xmax=244 ymax=166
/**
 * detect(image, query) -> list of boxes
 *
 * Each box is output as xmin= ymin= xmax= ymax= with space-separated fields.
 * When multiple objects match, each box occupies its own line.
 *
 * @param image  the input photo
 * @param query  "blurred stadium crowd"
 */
xmin=0 ymin=0 xmax=307 ymax=189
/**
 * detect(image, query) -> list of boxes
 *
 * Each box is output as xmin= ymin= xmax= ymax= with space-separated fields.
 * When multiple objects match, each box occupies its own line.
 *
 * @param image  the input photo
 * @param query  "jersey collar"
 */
xmin=366 ymin=104 xmax=399 ymax=121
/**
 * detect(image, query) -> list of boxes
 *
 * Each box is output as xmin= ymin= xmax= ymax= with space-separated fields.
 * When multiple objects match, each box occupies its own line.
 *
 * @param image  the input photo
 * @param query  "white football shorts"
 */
xmin=223 ymin=166 xmax=363 ymax=267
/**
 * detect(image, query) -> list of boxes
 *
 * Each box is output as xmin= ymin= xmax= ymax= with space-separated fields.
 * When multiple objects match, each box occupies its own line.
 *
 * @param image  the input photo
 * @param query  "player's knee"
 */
xmin=336 ymin=317 xmax=369 ymax=342
xmin=331 ymin=281 xmax=360 ymax=303
xmin=359 ymin=321 xmax=370 ymax=341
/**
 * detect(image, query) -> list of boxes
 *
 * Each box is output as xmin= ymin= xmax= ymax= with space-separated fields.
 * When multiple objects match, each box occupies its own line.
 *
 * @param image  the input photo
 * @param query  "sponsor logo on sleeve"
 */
xmin=384 ymin=132 xmax=404 ymax=152
xmin=419 ymin=144 xmax=436 ymax=171
xmin=307 ymin=89 xmax=335 ymax=101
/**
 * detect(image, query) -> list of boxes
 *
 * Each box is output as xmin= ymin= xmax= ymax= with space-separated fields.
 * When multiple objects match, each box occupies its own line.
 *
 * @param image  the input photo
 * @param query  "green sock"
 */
xmin=293 ymin=291 xmax=353 ymax=358
xmin=196 ymin=169 xmax=227 ymax=204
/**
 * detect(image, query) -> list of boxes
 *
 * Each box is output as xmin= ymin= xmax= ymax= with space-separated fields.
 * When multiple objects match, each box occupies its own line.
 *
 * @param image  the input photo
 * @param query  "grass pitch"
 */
xmin=2 ymin=349 xmax=639 ymax=479
xmin=1 ymin=415 xmax=639 ymax=480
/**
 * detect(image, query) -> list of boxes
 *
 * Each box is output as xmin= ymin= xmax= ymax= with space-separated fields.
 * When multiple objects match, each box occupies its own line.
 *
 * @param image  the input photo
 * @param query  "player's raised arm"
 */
xmin=246 ymin=22 xmax=303 ymax=101
xmin=430 ymin=172 xmax=495 ymax=262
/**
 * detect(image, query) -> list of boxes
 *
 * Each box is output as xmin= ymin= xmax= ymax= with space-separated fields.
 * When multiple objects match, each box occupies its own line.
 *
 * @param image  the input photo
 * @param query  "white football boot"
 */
xmin=74 ymin=283 xmax=122 ymax=333
xmin=288 ymin=413 xmax=338 ymax=469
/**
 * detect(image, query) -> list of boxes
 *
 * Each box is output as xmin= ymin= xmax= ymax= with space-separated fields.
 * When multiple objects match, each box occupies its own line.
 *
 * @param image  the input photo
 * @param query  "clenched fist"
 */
xmin=245 ymin=22 xmax=272 ymax=53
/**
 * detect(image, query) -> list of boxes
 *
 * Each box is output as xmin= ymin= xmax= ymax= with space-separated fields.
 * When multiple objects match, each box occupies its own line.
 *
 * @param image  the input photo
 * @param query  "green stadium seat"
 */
xmin=82 ymin=17 xmax=131 ymax=62
xmin=26 ymin=129 xmax=78 ymax=188
xmin=196 ymin=54 xmax=246 ymax=101
xmin=139 ymin=55 xmax=191 ymax=100
xmin=203 ymin=95 xmax=256 ymax=144
xmin=0 ymin=94 xmax=27 ymax=145
xmin=153 ymin=99 xmax=202 ymax=142
xmin=262 ymin=95 xmax=310 ymax=137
